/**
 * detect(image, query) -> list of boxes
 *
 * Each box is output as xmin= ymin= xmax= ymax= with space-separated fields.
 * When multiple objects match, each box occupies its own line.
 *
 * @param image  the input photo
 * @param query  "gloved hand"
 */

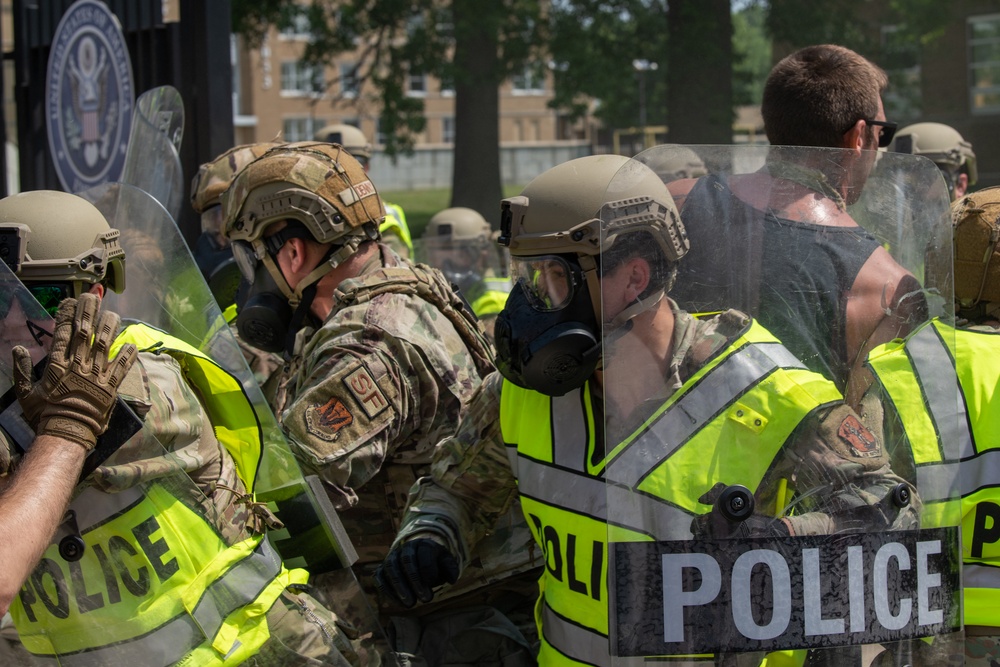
xmin=691 ymin=482 xmax=791 ymax=539
xmin=373 ymin=538 xmax=460 ymax=608
xmin=12 ymin=293 xmax=138 ymax=451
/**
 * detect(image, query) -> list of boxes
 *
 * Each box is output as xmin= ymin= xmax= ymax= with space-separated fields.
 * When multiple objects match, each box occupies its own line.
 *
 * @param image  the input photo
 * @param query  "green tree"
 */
xmin=548 ymin=0 xmax=764 ymax=146
xmin=232 ymin=0 xmax=545 ymax=223
xmin=733 ymin=2 xmax=770 ymax=107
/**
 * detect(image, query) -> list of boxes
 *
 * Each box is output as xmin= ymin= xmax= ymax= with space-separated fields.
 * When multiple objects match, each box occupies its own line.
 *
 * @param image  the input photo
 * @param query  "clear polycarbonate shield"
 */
xmin=0 ymin=239 xmax=262 ymax=664
xmin=120 ymin=85 xmax=185 ymax=223
xmin=413 ymin=233 xmax=512 ymax=342
xmin=75 ymin=180 xmax=392 ymax=658
xmin=599 ymin=147 xmax=962 ymax=663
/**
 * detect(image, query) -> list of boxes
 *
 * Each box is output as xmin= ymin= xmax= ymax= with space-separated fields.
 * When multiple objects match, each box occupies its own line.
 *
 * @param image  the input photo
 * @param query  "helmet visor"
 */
xmin=232 ymin=239 xmax=261 ymax=282
xmin=510 ymin=254 xmax=581 ymax=312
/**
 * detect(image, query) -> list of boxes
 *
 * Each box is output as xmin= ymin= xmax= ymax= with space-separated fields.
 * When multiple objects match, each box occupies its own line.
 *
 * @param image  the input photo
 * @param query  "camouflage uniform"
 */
xmin=391 ymin=303 xmax=919 ymax=658
xmin=0 ymin=346 xmax=360 ymax=666
xmin=271 ymin=243 xmax=541 ymax=660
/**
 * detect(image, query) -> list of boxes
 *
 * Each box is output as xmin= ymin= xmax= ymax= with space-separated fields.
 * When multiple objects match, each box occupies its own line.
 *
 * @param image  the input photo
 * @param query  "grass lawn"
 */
xmin=380 ymin=185 xmax=525 ymax=239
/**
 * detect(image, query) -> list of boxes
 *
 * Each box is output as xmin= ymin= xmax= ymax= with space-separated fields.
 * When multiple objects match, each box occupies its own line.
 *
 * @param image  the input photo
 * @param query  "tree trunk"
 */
xmin=667 ymin=0 xmax=733 ymax=144
xmin=451 ymin=0 xmax=503 ymax=226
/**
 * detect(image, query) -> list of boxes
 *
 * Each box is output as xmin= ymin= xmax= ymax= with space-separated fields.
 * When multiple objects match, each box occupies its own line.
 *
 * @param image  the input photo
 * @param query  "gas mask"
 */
xmin=495 ymin=254 xmax=600 ymax=396
xmin=231 ymin=225 xmax=328 ymax=354
xmin=234 ymin=261 xmax=295 ymax=354
xmin=193 ymin=232 xmax=241 ymax=309
xmin=440 ymin=258 xmax=482 ymax=296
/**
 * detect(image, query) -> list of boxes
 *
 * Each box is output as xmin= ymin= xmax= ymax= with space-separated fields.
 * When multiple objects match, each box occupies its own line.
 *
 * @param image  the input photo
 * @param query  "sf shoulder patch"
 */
xmin=344 ymin=367 xmax=390 ymax=419
xmin=305 ymin=397 xmax=354 ymax=442
xmin=838 ymin=414 xmax=880 ymax=458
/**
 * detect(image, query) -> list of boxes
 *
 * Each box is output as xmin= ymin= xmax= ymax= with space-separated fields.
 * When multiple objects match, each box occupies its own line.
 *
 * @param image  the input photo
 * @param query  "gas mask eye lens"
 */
xmin=231 ymin=240 xmax=260 ymax=282
xmin=510 ymin=255 xmax=577 ymax=312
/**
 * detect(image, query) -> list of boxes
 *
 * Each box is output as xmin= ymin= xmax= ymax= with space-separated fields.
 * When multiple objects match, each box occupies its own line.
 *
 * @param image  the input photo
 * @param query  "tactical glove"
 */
xmin=690 ymin=482 xmax=791 ymax=539
xmin=373 ymin=538 xmax=460 ymax=608
xmin=12 ymin=294 xmax=137 ymax=451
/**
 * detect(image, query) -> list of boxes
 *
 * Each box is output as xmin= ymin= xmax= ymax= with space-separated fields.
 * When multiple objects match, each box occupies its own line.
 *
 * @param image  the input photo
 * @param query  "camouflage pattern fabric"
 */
xmin=0 ymin=348 xmax=365 ymax=666
xmin=966 ymin=635 xmax=1000 ymax=667
xmin=270 ymin=244 xmax=540 ymax=654
xmin=393 ymin=302 xmax=918 ymax=572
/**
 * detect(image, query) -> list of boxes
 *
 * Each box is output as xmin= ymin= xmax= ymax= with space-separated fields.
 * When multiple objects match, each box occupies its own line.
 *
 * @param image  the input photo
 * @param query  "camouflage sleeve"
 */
xmin=281 ymin=341 xmax=407 ymax=507
xmin=392 ymin=372 xmax=517 ymax=570
xmin=771 ymin=403 xmax=920 ymax=536
xmin=87 ymin=352 xmax=221 ymax=497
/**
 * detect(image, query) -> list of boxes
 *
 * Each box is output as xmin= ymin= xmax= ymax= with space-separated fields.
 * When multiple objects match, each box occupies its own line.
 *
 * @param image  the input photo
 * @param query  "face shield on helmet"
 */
xmin=190 ymin=142 xmax=283 ymax=307
xmin=493 ymin=156 xmax=688 ymax=397
xmin=222 ymin=142 xmax=385 ymax=353
xmin=419 ymin=207 xmax=494 ymax=293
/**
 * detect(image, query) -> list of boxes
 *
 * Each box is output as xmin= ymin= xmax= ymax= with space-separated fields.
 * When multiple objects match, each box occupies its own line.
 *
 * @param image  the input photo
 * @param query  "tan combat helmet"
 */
xmin=191 ymin=142 xmax=283 ymax=241
xmin=948 ymin=186 xmax=1000 ymax=314
xmin=500 ymin=154 xmax=688 ymax=261
xmin=191 ymin=142 xmax=283 ymax=213
xmin=425 ymin=207 xmax=491 ymax=242
xmin=0 ymin=190 xmax=125 ymax=294
xmin=313 ymin=124 xmax=372 ymax=163
xmin=222 ymin=141 xmax=385 ymax=304
xmin=890 ymin=122 xmax=977 ymax=186
xmin=499 ymin=154 xmax=689 ymax=319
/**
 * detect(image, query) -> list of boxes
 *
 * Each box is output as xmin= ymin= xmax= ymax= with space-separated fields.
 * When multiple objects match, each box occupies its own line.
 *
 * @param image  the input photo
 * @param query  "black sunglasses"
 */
xmin=843 ymin=119 xmax=897 ymax=148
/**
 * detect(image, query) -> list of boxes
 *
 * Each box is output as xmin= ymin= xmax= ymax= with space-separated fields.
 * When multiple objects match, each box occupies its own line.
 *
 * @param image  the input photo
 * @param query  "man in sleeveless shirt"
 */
xmin=668 ymin=44 xmax=926 ymax=410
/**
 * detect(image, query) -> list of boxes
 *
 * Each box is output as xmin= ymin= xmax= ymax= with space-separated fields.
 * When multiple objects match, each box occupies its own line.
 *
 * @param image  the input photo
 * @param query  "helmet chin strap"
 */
xmin=605 ymin=288 xmax=665 ymax=342
xmin=289 ymin=236 xmax=364 ymax=306
xmin=594 ymin=288 xmax=666 ymax=371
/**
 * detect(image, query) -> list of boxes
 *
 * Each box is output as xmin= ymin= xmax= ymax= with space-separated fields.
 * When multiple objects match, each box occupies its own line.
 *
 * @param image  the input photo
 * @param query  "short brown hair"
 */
xmin=762 ymin=44 xmax=888 ymax=148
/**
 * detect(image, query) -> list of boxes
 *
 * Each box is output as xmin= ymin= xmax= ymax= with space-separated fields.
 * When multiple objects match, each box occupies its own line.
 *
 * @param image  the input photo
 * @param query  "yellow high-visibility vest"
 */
xmin=10 ymin=323 xmax=306 ymax=666
xmin=501 ymin=317 xmax=842 ymax=666
xmin=868 ymin=318 xmax=1000 ymax=626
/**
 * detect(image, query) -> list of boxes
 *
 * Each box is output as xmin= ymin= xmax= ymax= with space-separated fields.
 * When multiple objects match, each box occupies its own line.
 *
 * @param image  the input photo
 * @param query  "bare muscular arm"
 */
xmin=0 ymin=435 xmax=85 ymax=615
xmin=844 ymin=247 xmax=927 ymax=408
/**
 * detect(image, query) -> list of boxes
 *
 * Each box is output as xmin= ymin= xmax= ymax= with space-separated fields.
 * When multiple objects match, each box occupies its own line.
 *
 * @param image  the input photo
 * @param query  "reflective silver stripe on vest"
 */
xmin=553 ymin=389 xmax=587 ymax=469
xmin=607 ymin=342 xmax=804 ymax=488
xmin=906 ymin=324 xmax=974 ymax=461
xmin=73 ymin=485 xmax=145 ymax=533
xmin=964 ymin=563 xmax=1000 ymax=591
xmin=541 ymin=600 xmax=611 ymax=667
xmin=516 ymin=455 xmax=694 ymax=539
xmin=30 ymin=537 xmax=283 ymax=667
xmin=917 ymin=449 xmax=1000 ymax=503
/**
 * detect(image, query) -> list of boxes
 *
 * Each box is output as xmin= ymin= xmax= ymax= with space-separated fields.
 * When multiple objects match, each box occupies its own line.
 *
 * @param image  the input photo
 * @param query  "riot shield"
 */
xmin=0 ymin=242 xmax=276 ymax=664
xmin=120 ymin=85 xmax=185 ymax=223
xmin=75 ymin=180 xmax=393 ymax=659
xmin=412 ymin=233 xmax=512 ymax=342
xmin=599 ymin=148 xmax=962 ymax=664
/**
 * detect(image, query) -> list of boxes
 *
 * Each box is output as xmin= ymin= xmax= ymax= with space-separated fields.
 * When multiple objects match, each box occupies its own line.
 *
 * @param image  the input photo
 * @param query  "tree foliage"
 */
xmin=232 ymin=0 xmax=545 ymax=219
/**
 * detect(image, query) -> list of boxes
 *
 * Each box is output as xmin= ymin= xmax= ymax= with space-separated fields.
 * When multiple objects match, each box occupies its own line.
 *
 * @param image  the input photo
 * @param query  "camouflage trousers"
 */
xmin=245 ymin=587 xmax=364 ymax=667
xmin=311 ymin=567 xmax=541 ymax=667
xmin=965 ymin=628 xmax=1000 ymax=667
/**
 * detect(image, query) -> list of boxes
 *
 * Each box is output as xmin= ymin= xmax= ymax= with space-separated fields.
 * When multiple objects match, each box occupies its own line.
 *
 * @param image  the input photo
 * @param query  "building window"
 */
xmin=279 ymin=8 xmax=312 ymax=39
xmin=408 ymin=73 xmax=427 ymax=97
xmin=969 ymin=14 xmax=1000 ymax=114
xmin=375 ymin=118 xmax=387 ymax=146
xmin=512 ymin=67 xmax=545 ymax=95
xmin=442 ymin=117 xmax=455 ymax=143
xmin=283 ymin=117 xmax=325 ymax=142
xmin=340 ymin=63 xmax=360 ymax=97
xmin=281 ymin=61 xmax=323 ymax=96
